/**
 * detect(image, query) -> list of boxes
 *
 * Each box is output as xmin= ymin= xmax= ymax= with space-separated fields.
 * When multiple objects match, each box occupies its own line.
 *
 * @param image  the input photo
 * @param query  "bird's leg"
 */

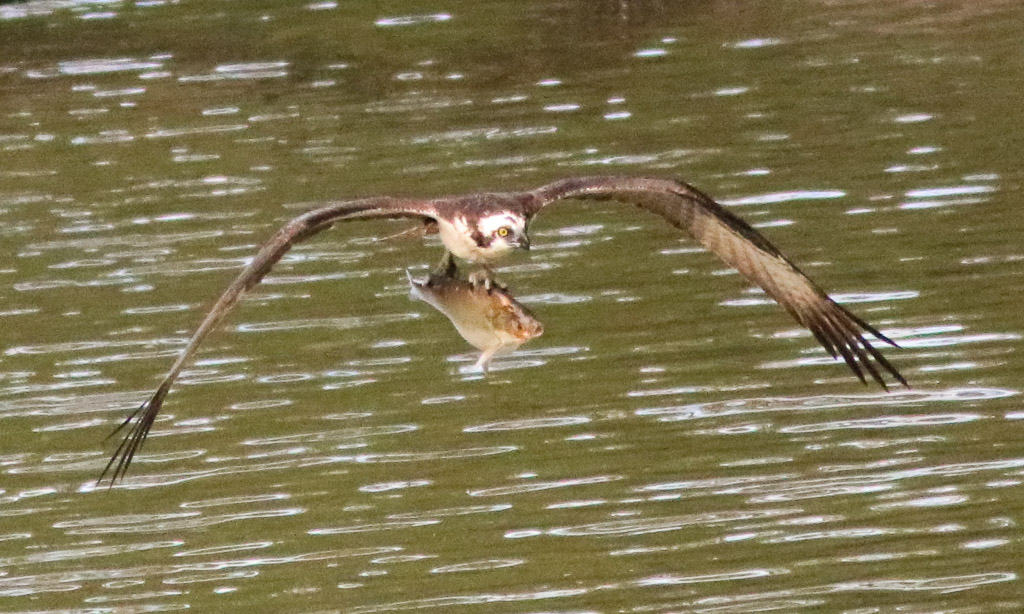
xmin=433 ymin=250 xmax=458 ymax=277
xmin=468 ymin=268 xmax=491 ymax=290
xmin=468 ymin=265 xmax=506 ymax=291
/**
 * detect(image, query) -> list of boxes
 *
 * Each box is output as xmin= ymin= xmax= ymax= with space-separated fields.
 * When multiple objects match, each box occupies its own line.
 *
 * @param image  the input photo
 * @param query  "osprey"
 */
xmin=100 ymin=176 xmax=907 ymax=484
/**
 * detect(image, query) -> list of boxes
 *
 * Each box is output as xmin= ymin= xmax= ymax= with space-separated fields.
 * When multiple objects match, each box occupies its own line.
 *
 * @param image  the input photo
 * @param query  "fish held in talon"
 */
xmin=407 ymin=269 xmax=544 ymax=373
xmin=100 ymin=175 xmax=908 ymax=485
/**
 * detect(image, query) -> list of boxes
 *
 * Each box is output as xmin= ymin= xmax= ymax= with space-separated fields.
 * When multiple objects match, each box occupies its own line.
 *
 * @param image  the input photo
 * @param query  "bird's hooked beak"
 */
xmin=516 ymin=235 xmax=531 ymax=251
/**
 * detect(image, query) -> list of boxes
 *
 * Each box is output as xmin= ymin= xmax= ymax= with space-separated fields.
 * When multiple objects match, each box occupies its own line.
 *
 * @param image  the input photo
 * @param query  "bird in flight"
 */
xmin=100 ymin=175 xmax=907 ymax=484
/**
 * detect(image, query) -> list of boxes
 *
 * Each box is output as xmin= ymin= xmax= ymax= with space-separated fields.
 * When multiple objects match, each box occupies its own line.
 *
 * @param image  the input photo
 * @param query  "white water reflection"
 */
xmin=731 ymin=38 xmax=784 ymax=49
xmin=24 ymin=230 xmax=228 ymax=251
xmin=722 ymin=190 xmax=846 ymax=206
xmin=55 ymin=507 xmax=305 ymax=535
xmin=308 ymin=519 xmax=441 ymax=535
xmin=353 ymin=446 xmax=518 ymax=464
xmin=623 ymin=572 xmax=1018 ymax=613
xmin=638 ymin=458 xmax=1024 ymax=505
xmin=144 ymin=124 xmax=250 ymax=139
xmin=722 ymin=289 xmax=918 ymax=308
xmin=359 ymin=479 xmax=432 ymax=493
xmin=0 ymin=546 xmax=401 ymax=598
xmin=467 ymin=475 xmax=620 ymax=497
xmin=178 ymin=62 xmax=290 ymax=83
xmin=513 ymin=508 xmax=799 ymax=539
xmin=235 ymin=313 xmax=419 ymax=333
xmin=462 ymin=415 xmax=591 ymax=432
xmin=242 ymin=424 xmax=418 ymax=447
xmin=635 ymin=567 xmax=785 ymax=586
xmin=430 ymin=559 xmax=524 ymax=574
xmin=778 ymin=412 xmax=982 ymax=433
xmin=374 ymin=13 xmax=452 ymax=27
xmin=408 ymin=125 xmax=557 ymax=145
xmin=634 ymin=387 xmax=1017 ymax=422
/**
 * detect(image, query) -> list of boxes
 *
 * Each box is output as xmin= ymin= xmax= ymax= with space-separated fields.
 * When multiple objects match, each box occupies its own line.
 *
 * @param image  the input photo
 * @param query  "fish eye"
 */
xmin=497 ymin=226 xmax=510 ymax=237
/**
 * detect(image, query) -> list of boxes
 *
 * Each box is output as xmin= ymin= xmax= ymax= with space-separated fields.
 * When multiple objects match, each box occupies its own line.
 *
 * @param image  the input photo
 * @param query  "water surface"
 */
xmin=2 ymin=0 xmax=1023 ymax=611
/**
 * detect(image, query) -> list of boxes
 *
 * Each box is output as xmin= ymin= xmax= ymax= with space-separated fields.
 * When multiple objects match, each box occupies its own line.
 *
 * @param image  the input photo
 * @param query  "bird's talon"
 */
xmin=468 ymin=270 xmax=490 ymax=289
xmin=433 ymin=251 xmax=457 ymax=277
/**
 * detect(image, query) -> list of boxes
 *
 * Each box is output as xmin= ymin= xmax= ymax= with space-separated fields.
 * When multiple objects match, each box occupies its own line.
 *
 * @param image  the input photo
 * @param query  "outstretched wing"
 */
xmin=100 ymin=197 xmax=435 ymax=485
xmin=528 ymin=176 xmax=907 ymax=389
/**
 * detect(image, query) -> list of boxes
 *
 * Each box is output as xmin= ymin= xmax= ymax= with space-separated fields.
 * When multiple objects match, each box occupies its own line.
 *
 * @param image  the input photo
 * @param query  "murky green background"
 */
xmin=2 ymin=0 xmax=1023 ymax=611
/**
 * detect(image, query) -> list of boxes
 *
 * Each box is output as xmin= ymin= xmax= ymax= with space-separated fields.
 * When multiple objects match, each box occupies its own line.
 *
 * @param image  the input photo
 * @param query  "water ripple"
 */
xmin=635 ymin=567 xmax=786 ymax=586
xmin=0 ymin=390 xmax=147 ymax=419
xmin=178 ymin=63 xmax=290 ymax=82
xmin=430 ymin=559 xmax=524 ymax=574
xmin=241 ymin=424 xmax=418 ymax=447
xmin=723 ymin=190 xmax=845 ymax=206
xmin=732 ymin=37 xmax=784 ymax=49
xmin=14 ymin=277 xmax=136 ymax=292
xmin=365 ymin=94 xmax=473 ymax=114
xmin=236 ymin=313 xmax=418 ymax=333
xmin=906 ymin=185 xmax=995 ymax=198
xmin=144 ymin=124 xmax=249 ymax=139
xmin=171 ymin=541 xmax=271 ymax=557
xmin=468 ymin=475 xmax=620 ymax=498
xmin=635 ymin=387 xmax=1017 ymax=422
xmin=0 ymin=546 xmax=399 ymax=597
xmin=179 ymin=494 xmax=290 ymax=509
xmin=631 ymin=572 xmax=1018 ymax=611
xmin=408 ymin=125 xmax=556 ymax=144
xmin=308 ymin=519 xmax=440 ymax=535
xmin=110 ymin=257 xmax=246 ymax=276
xmin=463 ymin=416 xmax=590 ymax=433
xmin=347 ymin=587 xmax=589 ymax=613
xmin=122 ymin=303 xmax=195 ymax=315
xmin=388 ymin=504 xmax=513 ymax=521
xmin=639 ymin=459 xmax=1024 ymax=504
xmin=1 ymin=378 xmax=116 ymax=396
xmin=58 ymin=57 xmax=165 ymax=75
xmin=515 ymin=292 xmax=591 ymax=304
xmin=354 ymin=446 xmax=517 ymax=463
xmin=565 ymin=147 xmax=699 ymax=167
xmin=779 ymin=412 xmax=983 ymax=433
xmin=848 ymin=572 xmax=1017 ymax=591
xmin=25 ymin=230 xmax=228 ymax=251
xmin=75 ymin=455 xmax=359 ymax=490
xmin=54 ymin=508 xmax=306 ymax=535
xmin=517 ymin=508 xmax=799 ymax=538
xmin=163 ymin=568 xmax=257 ymax=584
xmin=0 ymin=540 xmax=181 ymax=567
xmin=723 ymin=289 xmax=918 ymax=308
xmin=375 ymin=13 xmax=452 ymax=27
xmin=359 ymin=479 xmax=432 ymax=493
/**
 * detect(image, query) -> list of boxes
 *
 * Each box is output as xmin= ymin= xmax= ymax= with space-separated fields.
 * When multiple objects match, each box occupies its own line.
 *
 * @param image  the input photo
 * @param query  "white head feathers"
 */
xmin=477 ymin=212 xmax=526 ymax=237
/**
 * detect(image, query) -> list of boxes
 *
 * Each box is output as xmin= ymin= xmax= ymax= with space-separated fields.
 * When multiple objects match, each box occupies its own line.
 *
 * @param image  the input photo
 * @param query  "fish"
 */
xmin=407 ymin=269 xmax=543 ymax=372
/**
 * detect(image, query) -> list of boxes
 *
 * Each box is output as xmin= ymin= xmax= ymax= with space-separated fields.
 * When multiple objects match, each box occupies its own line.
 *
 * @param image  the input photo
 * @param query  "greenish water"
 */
xmin=2 ymin=0 xmax=1023 ymax=612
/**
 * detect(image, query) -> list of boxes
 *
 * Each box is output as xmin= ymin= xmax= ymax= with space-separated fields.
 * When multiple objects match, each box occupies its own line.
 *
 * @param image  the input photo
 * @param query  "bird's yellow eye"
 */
xmin=497 ymin=227 xmax=510 ymax=237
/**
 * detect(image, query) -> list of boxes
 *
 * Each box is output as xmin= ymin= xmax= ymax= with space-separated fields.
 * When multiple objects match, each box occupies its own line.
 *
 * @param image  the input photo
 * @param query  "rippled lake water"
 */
xmin=2 ymin=0 xmax=1023 ymax=611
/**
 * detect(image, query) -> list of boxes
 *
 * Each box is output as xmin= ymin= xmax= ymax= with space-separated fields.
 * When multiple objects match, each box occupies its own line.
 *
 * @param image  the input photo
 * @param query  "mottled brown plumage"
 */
xmin=99 ymin=176 xmax=906 ymax=485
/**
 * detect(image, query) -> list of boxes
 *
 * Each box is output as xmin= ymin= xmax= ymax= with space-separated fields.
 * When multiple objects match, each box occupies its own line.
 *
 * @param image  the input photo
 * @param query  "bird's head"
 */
xmin=475 ymin=212 xmax=530 ymax=256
